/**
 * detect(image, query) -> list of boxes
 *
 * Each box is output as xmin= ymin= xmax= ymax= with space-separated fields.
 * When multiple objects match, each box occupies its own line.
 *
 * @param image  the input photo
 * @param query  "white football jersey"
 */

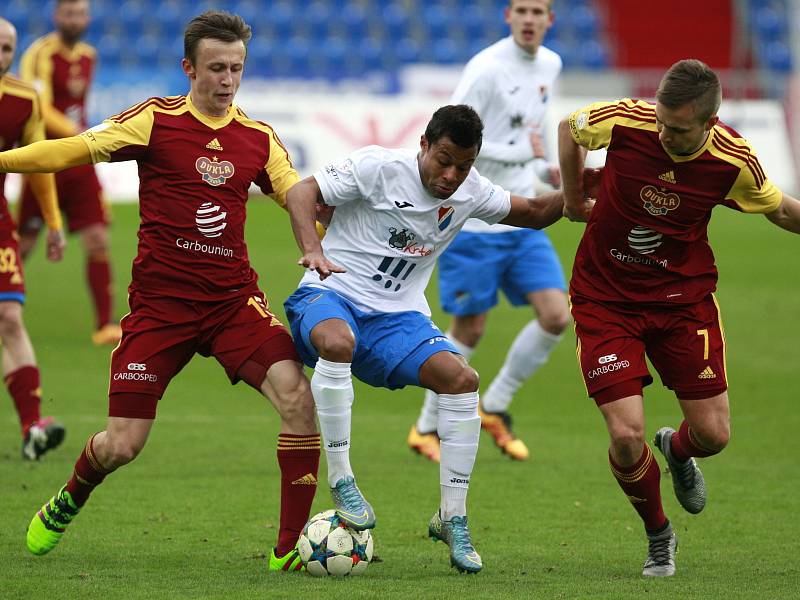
xmin=451 ymin=36 xmax=561 ymax=233
xmin=299 ymin=146 xmax=511 ymax=315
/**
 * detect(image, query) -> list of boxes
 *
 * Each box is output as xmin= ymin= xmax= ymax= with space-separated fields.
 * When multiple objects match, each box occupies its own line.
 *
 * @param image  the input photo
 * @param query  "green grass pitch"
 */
xmin=1 ymin=201 xmax=798 ymax=599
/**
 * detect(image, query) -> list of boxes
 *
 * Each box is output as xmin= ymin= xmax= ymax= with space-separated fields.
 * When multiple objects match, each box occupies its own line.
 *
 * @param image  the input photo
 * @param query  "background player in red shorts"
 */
xmin=0 ymin=11 xmax=320 ymax=572
xmin=18 ymin=0 xmax=119 ymax=346
xmin=559 ymin=59 xmax=800 ymax=577
xmin=0 ymin=17 xmax=67 ymax=460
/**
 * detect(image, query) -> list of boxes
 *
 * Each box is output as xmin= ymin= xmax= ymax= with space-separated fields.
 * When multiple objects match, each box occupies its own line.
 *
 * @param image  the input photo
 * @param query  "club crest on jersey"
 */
xmin=195 ymin=156 xmax=235 ymax=187
xmin=437 ymin=206 xmax=454 ymax=230
xmin=640 ymin=185 xmax=680 ymax=216
xmin=388 ymin=227 xmax=415 ymax=249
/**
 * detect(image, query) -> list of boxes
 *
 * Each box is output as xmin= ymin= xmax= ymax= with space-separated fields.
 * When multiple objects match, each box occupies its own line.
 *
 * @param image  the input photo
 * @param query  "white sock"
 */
xmin=310 ymin=358 xmax=354 ymax=487
xmin=481 ymin=319 xmax=562 ymax=413
xmin=415 ymin=331 xmax=475 ymax=434
xmin=438 ymin=392 xmax=480 ymax=520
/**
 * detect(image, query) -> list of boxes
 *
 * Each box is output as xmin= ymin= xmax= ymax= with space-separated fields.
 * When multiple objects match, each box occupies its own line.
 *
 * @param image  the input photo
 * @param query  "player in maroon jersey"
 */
xmin=559 ymin=59 xmax=800 ymax=577
xmin=17 ymin=0 xmax=120 ymax=346
xmin=0 ymin=17 xmax=67 ymax=460
xmin=0 ymin=11 xmax=320 ymax=572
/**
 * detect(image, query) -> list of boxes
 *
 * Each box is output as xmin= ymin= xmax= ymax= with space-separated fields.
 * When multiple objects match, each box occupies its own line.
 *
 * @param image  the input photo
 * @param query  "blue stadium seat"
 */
xmin=264 ymin=2 xmax=294 ymax=33
xmin=431 ymin=38 xmax=462 ymax=65
xmin=423 ymin=4 xmax=449 ymax=40
xmin=753 ymin=7 xmax=786 ymax=37
xmin=545 ymin=38 xmax=575 ymax=68
xmin=341 ymin=3 xmax=369 ymax=39
xmin=383 ymin=3 xmax=410 ymax=42
xmin=577 ymin=39 xmax=609 ymax=70
xmin=6 ymin=0 xmax=32 ymax=31
xmin=97 ymin=34 xmax=122 ymax=67
xmin=463 ymin=5 xmax=489 ymax=40
xmin=760 ymin=39 xmax=793 ymax=72
xmin=571 ymin=5 xmax=600 ymax=37
xmin=396 ymin=38 xmax=422 ymax=64
xmin=306 ymin=2 xmax=335 ymax=39
xmin=358 ymin=37 xmax=385 ymax=73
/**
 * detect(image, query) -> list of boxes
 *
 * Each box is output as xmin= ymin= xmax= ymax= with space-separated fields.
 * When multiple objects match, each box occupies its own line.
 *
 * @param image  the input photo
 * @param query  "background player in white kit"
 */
xmin=410 ymin=0 xmax=567 ymax=462
xmin=284 ymin=105 xmax=597 ymax=573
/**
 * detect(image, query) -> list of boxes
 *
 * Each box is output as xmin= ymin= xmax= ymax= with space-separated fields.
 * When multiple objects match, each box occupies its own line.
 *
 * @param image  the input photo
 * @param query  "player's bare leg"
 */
xmin=420 ymin=351 xmax=483 ymax=573
xmin=308 ymin=318 xmax=374 ymax=530
xmin=480 ymin=288 xmax=568 ymax=461
xmin=17 ymin=228 xmax=39 ymax=261
xmin=655 ymin=391 xmax=729 ymax=515
xmin=27 ymin=415 xmax=153 ymax=555
xmin=81 ymin=224 xmax=120 ymax=346
xmin=256 ymin=359 xmax=320 ymax=571
xmin=599 ymin=393 xmax=676 ymax=577
xmin=0 ymin=300 xmax=64 ymax=459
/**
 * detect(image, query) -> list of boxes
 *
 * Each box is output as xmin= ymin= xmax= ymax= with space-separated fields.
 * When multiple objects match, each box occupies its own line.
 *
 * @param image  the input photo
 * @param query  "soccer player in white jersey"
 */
xmin=410 ymin=0 xmax=567 ymax=463
xmin=284 ymin=105 xmax=598 ymax=573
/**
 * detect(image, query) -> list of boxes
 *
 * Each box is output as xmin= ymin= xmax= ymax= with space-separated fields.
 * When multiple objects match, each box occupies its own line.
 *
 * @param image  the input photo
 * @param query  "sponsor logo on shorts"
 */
xmin=598 ymin=354 xmax=617 ymax=364
xmin=113 ymin=362 xmax=158 ymax=382
xmin=698 ymin=366 xmax=717 ymax=379
xmin=587 ymin=359 xmax=630 ymax=379
xmin=640 ymin=185 xmax=680 ymax=216
xmin=610 ymin=249 xmax=668 ymax=269
xmin=428 ymin=336 xmax=448 ymax=344
xmin=195 ymin=156 xmax=234 ymax=187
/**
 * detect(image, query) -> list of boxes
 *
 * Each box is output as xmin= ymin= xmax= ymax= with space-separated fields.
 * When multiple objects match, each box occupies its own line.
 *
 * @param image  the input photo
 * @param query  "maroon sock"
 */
xmin=671 ymin=420 xmax=719 ymax=462
xmin=275 ymin=433 xmax=320 ymax=556
xmin=609 ymin=444 xmax=668 ymax=532
xmin=65 ymin=434 xmax=113 ymax=507
xmin=6 ymin=366 xmax=41 ymax=436
xmin=87 ymin=256 xmax=113 ymax=329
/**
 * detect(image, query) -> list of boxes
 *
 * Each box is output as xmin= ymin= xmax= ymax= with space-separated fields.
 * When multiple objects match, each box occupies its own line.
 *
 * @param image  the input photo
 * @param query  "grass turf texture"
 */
xmin=1 ymin=201 xmax=797 ymax=599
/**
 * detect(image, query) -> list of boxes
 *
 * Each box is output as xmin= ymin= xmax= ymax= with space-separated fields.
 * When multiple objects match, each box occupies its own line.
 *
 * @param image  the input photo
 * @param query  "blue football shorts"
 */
xmin=438 ymin=228 xmax=566 ymax=316
xmin=284 ymin=286 xmax=458 ymax=389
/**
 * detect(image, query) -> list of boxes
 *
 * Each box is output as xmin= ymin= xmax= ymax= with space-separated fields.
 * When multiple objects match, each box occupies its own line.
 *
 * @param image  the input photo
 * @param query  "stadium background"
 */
xmin=2 ymin=1 xmax=799 ymax=598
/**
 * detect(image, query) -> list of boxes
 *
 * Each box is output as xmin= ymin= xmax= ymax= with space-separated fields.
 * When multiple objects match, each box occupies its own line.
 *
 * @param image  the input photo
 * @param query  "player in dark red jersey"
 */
xmin=0 ymin=17 xmax=67 ymax=460
xmin=18 ymin=0 xmax=120 ymax=346
xmin=559 ymin=59 xmax=800 ymax=577
xmin=0 ymin=11 xmax=320 ymax=572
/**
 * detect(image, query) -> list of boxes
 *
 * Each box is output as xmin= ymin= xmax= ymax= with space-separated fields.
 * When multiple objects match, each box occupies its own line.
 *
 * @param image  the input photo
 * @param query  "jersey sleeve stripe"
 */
xmin=713 ymin=133 xmax=767 ymax=185
xmin=111 ymin=96 xmax=185 ymax=123
xmin=588 ymin=109 xmax=656 ymax=126
xmin=714 ymin=131 xmax=767 ymax=183
xmin=711 ymin=138 xmax=765 ymax=188
xmin=588 ymin=101 xmax=655 ymax=124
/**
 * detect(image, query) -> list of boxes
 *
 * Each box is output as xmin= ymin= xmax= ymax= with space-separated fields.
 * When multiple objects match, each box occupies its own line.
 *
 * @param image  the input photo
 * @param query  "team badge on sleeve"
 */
xmin=437 ymin=206 xmax=454 ymax=231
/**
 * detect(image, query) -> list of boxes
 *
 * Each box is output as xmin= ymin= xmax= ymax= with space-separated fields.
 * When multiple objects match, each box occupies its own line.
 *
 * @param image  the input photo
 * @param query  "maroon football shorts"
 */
xmin=0 ymin=224 xmax=26 ymax=301
xmin=108 ymin=290 xmax=301 ymax=418
xmin=571 ymin=294 xmax=728 ymax=405
xmin=18 ymin=164 xmax=108 ymax=234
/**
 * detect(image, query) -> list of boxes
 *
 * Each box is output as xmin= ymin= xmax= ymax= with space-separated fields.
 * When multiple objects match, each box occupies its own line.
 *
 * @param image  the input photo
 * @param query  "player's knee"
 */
xmin=313 ymin=334 xmax=355 ymax=362
xmin=276 ymin=379 xmax=316 ymax=431
xmin=538 ymin=310 xmax=570 ymax=335
xmin=609 ymin=424 xmax=646 ymax=462
xmin=693 ymin=419 xmax=730 ymax=453
xmin=442 ymin=364 xmax=480 ymax=394
xmin=105 ymin=436 xmax=145 ymax=468
xmin=0 ymin=303 xmax=24 ymax=336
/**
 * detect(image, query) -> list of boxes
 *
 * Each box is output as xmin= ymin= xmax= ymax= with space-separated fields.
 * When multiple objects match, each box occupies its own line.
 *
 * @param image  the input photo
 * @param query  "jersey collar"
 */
xmin=663 ymin=129 xmax=715 ymax=163
xmin=186 ymin=93 xmax=237 ymax=130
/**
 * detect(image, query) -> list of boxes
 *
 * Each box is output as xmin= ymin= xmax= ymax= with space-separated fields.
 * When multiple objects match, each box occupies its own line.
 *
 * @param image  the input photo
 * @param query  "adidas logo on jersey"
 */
xmin=205 ymin=138 xmax=223 ymax=151
xmin=658 ymin=170 xmax=676 ymax=184
xmin=698 ymin=366 xmax=717 ymax=379
xmin=291 ymin=473 xmax=318 ymax=486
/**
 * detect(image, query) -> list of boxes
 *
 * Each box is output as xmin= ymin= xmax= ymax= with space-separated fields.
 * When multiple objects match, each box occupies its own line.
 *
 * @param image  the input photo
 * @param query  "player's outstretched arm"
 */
xmin=500 ymin=191 xmax=565 ymax=229
xmin=558 ymin=117 xmax=591 ymax=222
xmin=26 ymin=171 xmax=66 ymax=261
xmin=0 ymin=136 xmax=92 ymax=174
xmin=765 ymin=193 xmax=800 ymax=234
xmin=286 ymin=176 xmax=346 ymax=280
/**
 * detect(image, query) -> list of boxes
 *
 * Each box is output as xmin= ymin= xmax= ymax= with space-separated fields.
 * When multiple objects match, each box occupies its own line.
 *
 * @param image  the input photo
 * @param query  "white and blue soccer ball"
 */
xmin=297 ymin=510 xmax=374 ymax=577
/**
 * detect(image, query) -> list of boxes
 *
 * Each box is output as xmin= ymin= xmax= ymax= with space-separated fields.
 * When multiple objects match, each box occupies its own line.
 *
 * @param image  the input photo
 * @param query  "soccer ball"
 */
xmin=297 ymin=510 xmax=373 ymax=576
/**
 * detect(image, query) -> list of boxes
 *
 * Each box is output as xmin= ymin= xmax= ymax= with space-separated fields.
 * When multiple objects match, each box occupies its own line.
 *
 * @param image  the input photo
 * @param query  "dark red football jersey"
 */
xmin=0 ymin=75 xmax=45 ymax=224
xmin=567 ymin=98 xmax=782 ymax=305
xmin=79 ymin=95 xmax=300 ymax=301
xmin=20 ymin=33 xmax=95 ymax=135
